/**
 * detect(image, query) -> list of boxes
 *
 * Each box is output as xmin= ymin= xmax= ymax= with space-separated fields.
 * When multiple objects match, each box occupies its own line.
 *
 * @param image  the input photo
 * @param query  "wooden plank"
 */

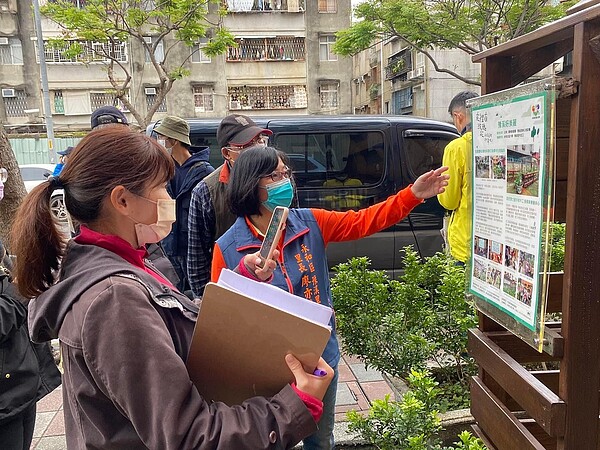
xmin=554 ymin=180 xmax=567 ymax=223
xmin=486 ymin=330 xmax=562 ymax=362
xmin=469 ymin=329 xmax=566 ymax=437
xmin=522 ymin=419 xmax=558 ymax=449
xmin=555 ymin=138 xmax=569 ymax=181
xmin=481 ymin=57 xmax=512 ymax=95
xmin=472 ymin=424 xmax=498 ymax=450
xmin=531 ymin=370 xmax=560 ymax=396
xmin=556 ymin=98 xmax=572 ymax=139
xmin=511 ymin=39 xmax=574 ymax=86
xmin=472 ymin=5 xmax=600 ymax=62
xmin=559 ymin=18 xmax=600 ymax=450
xmin=471 ymin=376 xmax=547 ymax=450
xmin=546 ymin=273 xmax=563 ymax=314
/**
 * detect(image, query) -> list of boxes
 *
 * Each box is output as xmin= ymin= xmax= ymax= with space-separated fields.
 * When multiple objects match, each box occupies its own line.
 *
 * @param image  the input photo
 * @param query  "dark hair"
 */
xmin=227 ymin=146 xmax=280 ymax=217
xmin=448 ymin=91 xmax=479 ymax=115
xmin=11 ymin=125 xmax=174 ymax=298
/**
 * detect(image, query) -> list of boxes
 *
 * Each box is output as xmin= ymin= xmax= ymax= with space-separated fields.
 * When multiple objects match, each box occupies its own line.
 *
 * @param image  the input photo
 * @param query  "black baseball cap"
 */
xmin=91 ymin=106 xmax=128 ymax=129
xmin=217 ymin=114 xmax=271 ymax=149
xmin=57 ymin=146 xmax=73 ymax=156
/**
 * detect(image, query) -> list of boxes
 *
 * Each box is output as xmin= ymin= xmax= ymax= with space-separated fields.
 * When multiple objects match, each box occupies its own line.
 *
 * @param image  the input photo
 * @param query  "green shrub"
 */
xmin=332 ymin=248 xmax=477 ymax=409
xmin=542 ymin=222 xmax=565 ymax=272
xmin=347 ymin=370 xmax=486 ymax=450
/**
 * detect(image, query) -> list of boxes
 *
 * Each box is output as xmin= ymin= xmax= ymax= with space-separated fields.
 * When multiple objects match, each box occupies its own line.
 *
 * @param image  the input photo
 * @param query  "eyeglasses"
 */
xmin=228 ymin=134 xmax=269 ymax=153
xmin=262 ymin=166 xmax=291 ymax=182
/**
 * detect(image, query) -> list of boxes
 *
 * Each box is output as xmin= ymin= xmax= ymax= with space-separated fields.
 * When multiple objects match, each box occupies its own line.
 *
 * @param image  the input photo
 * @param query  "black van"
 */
xmin=149 ymin=115 xmax=458 ymax=277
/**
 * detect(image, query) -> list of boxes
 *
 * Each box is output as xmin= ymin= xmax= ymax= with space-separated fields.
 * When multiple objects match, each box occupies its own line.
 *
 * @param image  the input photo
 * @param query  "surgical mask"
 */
xmin=0 ymin=168 xmax=7 ymax=202
xmin=157 ymin=139 xmax=173 ymax=154
xmin=131 ymin=197 xmax=176 ymax=247
xmin=261 ymin=178 xmax=293 ymax=212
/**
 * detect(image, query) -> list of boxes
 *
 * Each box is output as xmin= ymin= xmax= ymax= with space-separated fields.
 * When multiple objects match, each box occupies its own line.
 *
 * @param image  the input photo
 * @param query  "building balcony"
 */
xmin=227 ymin=37 xmax=305 ymax=61
xmin=385 ymin=57 xmax=411 ymax=80
xmin=223 ymin=0 xmax=304 ymax=13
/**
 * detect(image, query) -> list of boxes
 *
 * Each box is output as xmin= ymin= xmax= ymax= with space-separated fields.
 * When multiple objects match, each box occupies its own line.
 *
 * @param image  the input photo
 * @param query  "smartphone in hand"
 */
xmin=257 ymin=206 xmax=289 ymax=269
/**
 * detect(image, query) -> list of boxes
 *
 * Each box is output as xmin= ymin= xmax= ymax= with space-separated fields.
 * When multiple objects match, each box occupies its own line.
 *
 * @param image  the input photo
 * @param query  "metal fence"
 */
xmin=8 ymin=137 xmax=83 ymax=165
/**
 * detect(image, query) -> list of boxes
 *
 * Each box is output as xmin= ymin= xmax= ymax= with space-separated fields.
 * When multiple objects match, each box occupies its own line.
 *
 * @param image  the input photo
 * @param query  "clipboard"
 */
xmin=186 ymin=270 xmax=332 ymax=406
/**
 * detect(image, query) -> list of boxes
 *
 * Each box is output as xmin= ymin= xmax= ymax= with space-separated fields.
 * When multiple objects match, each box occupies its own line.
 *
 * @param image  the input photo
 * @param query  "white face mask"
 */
xmin=131 ymin=197 xmax=176 ymax=247
xmin=158 ymin=138 xmax=173 ymax=154
xmin=0 ymin=168 xmax=7 ymax=202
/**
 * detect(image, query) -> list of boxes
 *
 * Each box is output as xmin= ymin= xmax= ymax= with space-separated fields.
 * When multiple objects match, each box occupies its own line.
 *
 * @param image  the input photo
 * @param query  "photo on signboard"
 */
xmin=488 ymin=240 xmax=503 ymax=264
xmin=502 ymin=271 xmax=518 ymax=298
xmin=518 ymin=250 xmax=535 ymax=278
xmin=473 ymin=258 xmax=488 ymax=282
xmin=491 ymin=155 xmax=506 ymax=180
xmin=517 ymin=278 xmax=533 ymax=306
xmin=475 ymin=156 xmax=490 ymax=178
xmin=506 ymin=144 xmax=540 ymax=196
xmin=474 ymin=236 xmax=489 ymax=258
xmin=504 ymin=245 xmax=519 ymax=271
xmin=487 ymin=266 xmax=502 ymax=289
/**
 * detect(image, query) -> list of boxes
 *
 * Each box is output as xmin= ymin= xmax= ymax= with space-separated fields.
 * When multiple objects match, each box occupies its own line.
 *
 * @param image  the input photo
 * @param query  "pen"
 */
xmin=313 ymin=369 xmax=327 ymax=377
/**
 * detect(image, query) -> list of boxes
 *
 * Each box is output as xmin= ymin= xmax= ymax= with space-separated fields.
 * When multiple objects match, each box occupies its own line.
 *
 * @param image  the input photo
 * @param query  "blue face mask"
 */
xmin=262 ymin=178 xmax=293 ymax=212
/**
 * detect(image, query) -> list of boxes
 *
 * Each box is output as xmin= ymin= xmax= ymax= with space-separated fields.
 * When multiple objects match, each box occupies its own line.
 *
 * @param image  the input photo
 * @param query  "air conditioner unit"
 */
xmin=0 ymin=37 xmax=9 ymax=45
xmin=407 ymin=70 xmax=415 ymax=80
xmin=143 ymin=36 xmax=152 ymax=44
xmin=415 ymin=66 xmax=424 ymax=78
xmin=144 ymin=87 xmax=157 ymax=95
xmin=2 ymin=88 xmax=15 ymax=98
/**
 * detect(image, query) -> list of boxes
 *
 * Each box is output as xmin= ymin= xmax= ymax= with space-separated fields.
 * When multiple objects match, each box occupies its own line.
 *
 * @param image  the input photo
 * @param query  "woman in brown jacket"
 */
xmin=11 ymin=126 xmax=332 ymax=450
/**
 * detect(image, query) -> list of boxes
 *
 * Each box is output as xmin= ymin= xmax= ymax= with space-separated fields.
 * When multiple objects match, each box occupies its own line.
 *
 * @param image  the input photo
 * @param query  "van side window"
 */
xmin=273 ymin=131 xmax=385 ymax=188
xmin=403 ymin=131 xmax=455 ymax=181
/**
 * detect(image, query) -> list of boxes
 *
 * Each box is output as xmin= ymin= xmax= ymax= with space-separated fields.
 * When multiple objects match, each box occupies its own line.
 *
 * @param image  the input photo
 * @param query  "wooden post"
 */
xmin=558 ymin=18 xmax=600 ymax=449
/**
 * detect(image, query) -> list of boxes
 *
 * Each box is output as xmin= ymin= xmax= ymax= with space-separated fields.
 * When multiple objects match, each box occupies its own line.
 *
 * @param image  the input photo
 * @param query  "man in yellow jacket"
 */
xmin=438 ymin=91 xmax=479 ymax=264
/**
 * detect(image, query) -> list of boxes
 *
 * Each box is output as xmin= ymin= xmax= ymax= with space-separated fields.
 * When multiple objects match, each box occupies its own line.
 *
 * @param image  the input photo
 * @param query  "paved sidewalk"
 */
xmin=31 ymin=352 xmax=395 ymax=449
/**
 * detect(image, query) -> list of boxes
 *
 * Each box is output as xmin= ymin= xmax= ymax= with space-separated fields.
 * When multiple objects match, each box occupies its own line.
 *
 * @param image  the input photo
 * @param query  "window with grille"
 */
xmin=0 ymin=37 xmax=23 ymax=65
xmin=191 ymin=38 xmax=211 ymax=63
xmin=193 ymin=86 xmax=214 ymax=112
xmin=228 ymin=85 xmax=307 ymax=110
xmin=40 ymin=40 xmax=127 ymax=63
xmin=3 ymin=90 xmax=28 ymax=117
xmin=227 ymin=37 xmax=305 ymax=61
xmin=146 ymin=93 xmax=167 ymax=113
xmin=47 ymin=0 xmax=86 ymax=7
xmin=53 ymin=91 xmax=65 ymax=114
xmin=319 ymin=35 xmax=337 ymax=61
xmin=144 ymin=37 xmax=164 ymax=63
xmin=319 ymin=82 xmax=338 ymax=109
xmin=318 ymin=0 xmax=336 ymax=12
xmin=0 ymin=0 xmax=10 ymax=11
xmin=90 ymin=92 xmax=130 ymax=112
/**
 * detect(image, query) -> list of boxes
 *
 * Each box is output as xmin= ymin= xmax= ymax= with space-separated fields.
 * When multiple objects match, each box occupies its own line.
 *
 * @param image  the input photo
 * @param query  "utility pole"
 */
xmin=32 ymin=0 xmax=57 ymax=163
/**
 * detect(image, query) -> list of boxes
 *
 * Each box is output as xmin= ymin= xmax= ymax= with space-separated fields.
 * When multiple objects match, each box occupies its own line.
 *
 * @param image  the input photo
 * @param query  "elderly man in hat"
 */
xmin=154 ymin=116 xmax=214 ymax=295
xmin=187 ymin=114 xmax=272 ymax=298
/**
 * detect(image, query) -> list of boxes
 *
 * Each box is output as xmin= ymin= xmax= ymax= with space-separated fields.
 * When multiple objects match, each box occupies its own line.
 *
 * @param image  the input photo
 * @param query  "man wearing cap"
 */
xmin=153 ymin=116 xmax=214 ymax=295
xmin=52 ymin=146 xmax=73 ymax=176
xmin=90 ymin=105 xmax=129 ymax=130
xmin=187 ymin=114 xmax=271 ymax=298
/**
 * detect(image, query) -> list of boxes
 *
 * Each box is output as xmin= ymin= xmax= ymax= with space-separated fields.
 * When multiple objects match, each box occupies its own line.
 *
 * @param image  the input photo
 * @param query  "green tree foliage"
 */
xmin=334 ymin=0 xmax=575 ymax=85
xmin=42 ymin=0 xmax=235 ymax=127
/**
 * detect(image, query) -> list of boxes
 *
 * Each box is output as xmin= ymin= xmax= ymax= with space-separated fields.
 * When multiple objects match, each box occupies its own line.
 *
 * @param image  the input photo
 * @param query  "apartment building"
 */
xmin=0 ymin=0 xmax=352 ymax=132
xmin=352 ymin=37 xmax=481 ymax=122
